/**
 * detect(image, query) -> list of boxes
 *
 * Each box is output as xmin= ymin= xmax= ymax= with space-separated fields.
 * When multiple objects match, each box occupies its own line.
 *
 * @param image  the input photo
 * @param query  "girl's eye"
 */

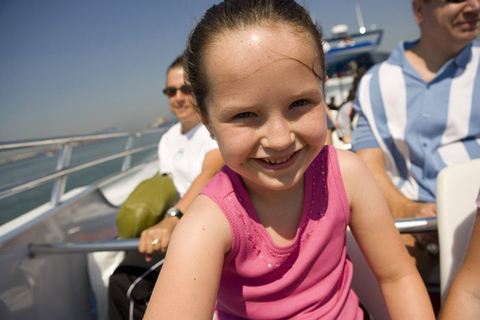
xmin=291 ymin=99 xmax=309 ymax=108
xmin=233 ymin=112 xmax=254 ymax=120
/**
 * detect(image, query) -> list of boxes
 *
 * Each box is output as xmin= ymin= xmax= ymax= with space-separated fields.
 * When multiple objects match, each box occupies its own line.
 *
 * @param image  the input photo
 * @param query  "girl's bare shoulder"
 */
xmin=335 ymin=149 xmax=369 ymax=179
xmin=335 ymin=149 xmax=377 ymax=203
xmin=173 ymin=194 xmax=233 ymax=254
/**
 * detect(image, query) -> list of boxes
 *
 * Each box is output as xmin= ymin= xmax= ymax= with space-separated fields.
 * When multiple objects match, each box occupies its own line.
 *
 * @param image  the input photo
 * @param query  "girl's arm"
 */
xmin=439 ymin=206 xmax=480 ymax=320
xmin=143 ymin=194 xmax=232 ymax=320
xmin=338 ymin=150 xmax=435 ymax=320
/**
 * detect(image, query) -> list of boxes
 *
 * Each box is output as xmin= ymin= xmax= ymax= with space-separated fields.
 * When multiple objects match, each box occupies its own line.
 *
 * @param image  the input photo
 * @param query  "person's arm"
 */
xmin=355 ymin=147 xmax=436 ymax=219
xmin=339 ymin=150 xmax=435 ymax=319
xmin=351 ymin=82 xmax=436 ymax=220
xmin=144 ymin=195 xmax=232 ymax=319
xmin=342 ymin=134 xmax=352 ymax=145
xmin=139 ymin=149 xmax=224 ymax=260
xmin=173 ymin=149 xmax=224 ymax=214
xmin=439 ymin=201 xmax=480 ymax=320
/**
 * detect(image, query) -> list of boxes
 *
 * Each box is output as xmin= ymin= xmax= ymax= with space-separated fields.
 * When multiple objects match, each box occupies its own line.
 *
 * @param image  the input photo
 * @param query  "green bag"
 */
xmin=116 ymin=173 xmax=176 ymax=239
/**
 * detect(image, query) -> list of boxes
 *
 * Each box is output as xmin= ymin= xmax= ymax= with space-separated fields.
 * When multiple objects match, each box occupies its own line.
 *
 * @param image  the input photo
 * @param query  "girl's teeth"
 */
xmin=263 ymin=154 xmax=291 ymax=164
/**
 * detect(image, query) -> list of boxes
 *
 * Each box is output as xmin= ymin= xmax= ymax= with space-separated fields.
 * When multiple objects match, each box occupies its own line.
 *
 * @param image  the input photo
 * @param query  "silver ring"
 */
xmin=150 ymin=239 xmax=159 ymax=246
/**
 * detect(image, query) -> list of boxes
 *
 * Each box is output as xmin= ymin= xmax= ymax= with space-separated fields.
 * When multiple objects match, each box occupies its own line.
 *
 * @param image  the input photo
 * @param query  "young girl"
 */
xmin=144 ymin=1 xmax=435 ymax=319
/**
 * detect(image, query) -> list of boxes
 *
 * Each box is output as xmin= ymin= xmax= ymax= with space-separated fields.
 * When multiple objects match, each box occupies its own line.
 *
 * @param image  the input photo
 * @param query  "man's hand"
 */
xmin=356 ymin=148 xmax=437 ymax=219
xmin=397 ymin=200 xmax=438 ymax=249
xmin=395 ymin=199 xmax=437 ymax=219
xmin=139 ymin=217 xmax=180 ymax=262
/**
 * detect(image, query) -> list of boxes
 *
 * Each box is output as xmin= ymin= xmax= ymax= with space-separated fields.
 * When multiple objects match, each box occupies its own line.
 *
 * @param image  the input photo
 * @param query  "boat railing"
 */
xmin=28 ymin=216 xmax=437 ymax=256
xmin=325 ymin=29 xmax=384 ymax=48
xmin=0 ymin=126 xmax=171 ymax=205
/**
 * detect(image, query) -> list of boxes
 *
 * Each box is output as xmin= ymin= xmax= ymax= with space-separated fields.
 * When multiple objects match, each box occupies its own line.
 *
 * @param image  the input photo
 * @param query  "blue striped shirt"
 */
xmin=352 ymin=41 xmax=480 ymax=203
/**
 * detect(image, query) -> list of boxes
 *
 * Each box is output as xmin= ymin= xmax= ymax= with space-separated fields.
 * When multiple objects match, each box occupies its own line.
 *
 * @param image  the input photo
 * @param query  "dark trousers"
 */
xmin=108 ymin=250 xmax=165 ymax=320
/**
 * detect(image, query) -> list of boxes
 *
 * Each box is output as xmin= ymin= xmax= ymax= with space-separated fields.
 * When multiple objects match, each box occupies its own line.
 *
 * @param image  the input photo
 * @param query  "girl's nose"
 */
xmin=260 ymin=117 xmax=295 ymax=150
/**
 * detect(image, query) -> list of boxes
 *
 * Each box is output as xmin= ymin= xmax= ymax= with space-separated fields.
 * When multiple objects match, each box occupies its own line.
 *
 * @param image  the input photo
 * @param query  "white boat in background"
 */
xmin=322 ymin=23 xmax=389 ymax=150
xmin=324 ymin=24 xmax=388 ymax=104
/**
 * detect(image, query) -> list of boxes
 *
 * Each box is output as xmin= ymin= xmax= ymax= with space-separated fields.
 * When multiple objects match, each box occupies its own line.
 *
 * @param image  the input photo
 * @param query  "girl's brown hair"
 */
xmin=185 ymin=0 xmax=326 ymax=117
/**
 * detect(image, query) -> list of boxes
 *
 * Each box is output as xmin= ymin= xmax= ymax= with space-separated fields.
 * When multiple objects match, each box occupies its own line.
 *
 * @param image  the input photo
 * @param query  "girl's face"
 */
xmin=202 ymin=24 xmax=327 ymax=193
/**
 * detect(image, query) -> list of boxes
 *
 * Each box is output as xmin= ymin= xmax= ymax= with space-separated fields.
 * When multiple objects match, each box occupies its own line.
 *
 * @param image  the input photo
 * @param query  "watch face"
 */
xmin=166 ymin=208 xmax=181 ymax=218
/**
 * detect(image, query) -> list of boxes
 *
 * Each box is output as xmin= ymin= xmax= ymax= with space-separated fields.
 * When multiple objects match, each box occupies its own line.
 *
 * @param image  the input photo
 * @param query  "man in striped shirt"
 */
xmin=352 ymin=0 xmax=480 ymax=281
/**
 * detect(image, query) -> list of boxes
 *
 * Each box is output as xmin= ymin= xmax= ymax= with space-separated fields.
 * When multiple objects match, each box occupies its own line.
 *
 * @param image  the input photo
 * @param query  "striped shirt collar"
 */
xmin=387 ymin=40 xmax=475 ymax=82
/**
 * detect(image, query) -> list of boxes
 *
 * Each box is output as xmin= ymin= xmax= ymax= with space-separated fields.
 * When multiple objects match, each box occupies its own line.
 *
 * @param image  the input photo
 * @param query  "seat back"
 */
xmin=437 ymin=158 xmax=480 ymax=303
xmin=347 ymin=228 xmax=390 ymax=320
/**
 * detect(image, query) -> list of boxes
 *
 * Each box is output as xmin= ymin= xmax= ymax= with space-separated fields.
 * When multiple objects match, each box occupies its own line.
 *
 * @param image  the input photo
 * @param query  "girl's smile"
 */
xmin=201 ymin=24 xmax=327 ymax=193
xmin=256 ymin=149 xmax=299 ymax=167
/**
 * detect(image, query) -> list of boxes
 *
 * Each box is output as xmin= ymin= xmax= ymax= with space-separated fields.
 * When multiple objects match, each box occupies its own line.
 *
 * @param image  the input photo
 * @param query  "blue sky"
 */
xmin=0 ymin=0 xmax=419 ymax=142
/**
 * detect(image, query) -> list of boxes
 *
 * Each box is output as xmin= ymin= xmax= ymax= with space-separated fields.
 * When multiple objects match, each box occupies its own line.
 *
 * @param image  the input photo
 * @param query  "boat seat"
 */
xmin=436 ymin=158 xmax=480 ymax=303
xmin=347 ymin=228 xmax=390 ymax=320
xmin=100 ymin=161 xmax=159 ymax=206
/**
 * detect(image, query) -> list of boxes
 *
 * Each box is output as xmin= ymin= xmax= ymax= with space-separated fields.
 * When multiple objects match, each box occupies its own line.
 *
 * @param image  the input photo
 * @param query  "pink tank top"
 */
xmin=201 ymin=146 xmax=362 ymax=319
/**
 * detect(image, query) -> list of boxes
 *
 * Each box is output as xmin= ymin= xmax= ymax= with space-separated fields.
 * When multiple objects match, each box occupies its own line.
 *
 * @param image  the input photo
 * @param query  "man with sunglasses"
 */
xmin=352 ymin=0 xmax=480 ymax=293
xmin=109 ymin=55 xmax=224 ymax=320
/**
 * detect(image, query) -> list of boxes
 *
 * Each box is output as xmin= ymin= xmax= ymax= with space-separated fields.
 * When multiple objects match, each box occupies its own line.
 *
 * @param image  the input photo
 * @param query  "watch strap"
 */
xmin=166 ymin=207 xmax=183 ymax=219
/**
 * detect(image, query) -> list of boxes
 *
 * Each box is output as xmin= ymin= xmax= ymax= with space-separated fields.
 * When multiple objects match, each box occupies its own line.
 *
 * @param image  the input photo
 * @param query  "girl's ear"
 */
xmin=194 ymin=108 xmax=215 ymax=137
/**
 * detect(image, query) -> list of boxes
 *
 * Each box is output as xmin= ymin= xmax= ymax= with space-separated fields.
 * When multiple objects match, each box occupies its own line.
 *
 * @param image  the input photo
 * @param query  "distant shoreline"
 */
xmin=0 ymin=142 xmax=87 ymax=166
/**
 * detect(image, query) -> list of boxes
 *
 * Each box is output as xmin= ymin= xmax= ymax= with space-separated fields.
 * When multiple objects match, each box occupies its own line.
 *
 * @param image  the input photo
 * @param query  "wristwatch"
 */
xmin=165 ymin=207 xmax=183 ymax=219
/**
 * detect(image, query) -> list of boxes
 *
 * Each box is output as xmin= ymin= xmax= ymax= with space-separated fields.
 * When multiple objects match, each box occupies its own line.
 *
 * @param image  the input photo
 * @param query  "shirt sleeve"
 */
xmin=336 ymin=101 xmax=352 ymax=137
xmin=351 ymin=91 xmax=380 ymax=151
xmin=203 ymin=136 xmax=219 ymax=155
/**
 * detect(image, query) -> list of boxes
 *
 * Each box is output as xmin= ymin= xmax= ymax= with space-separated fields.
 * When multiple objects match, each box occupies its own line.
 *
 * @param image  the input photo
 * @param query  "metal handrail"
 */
xmin=0 ymin=126 xmax=171 ymax=205
xmin=326 ymin=29 xmax=384 ymax=46
xmin=0 ymin=127 xmax=168 ymax=151
xmin=0 ymin=143 xmax=157 ymax=200
xmin=29 ymin=238 xmax=140 ymax=256
xmin=395 ymin=216 xmax=437 ymax=233
xmin=28 ymin=217 xmax=438 ymax=256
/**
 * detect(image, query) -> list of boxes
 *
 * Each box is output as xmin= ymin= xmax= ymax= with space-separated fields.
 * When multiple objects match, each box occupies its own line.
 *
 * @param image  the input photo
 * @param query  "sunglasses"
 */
xmin=162 ymin=85 xmax=193 ymax=97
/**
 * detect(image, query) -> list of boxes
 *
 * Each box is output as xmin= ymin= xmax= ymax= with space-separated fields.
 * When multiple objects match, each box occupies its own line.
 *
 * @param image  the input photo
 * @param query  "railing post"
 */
xmin=121 ymin=135 xmax=134 ymax=171
xmin=50 ymin=143 xmax=72 ymax=206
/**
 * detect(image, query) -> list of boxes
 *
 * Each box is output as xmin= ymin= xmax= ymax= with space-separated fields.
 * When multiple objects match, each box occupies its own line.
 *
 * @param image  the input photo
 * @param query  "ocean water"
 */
xmin=0 ymin=129 xmax=168 ymax=225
